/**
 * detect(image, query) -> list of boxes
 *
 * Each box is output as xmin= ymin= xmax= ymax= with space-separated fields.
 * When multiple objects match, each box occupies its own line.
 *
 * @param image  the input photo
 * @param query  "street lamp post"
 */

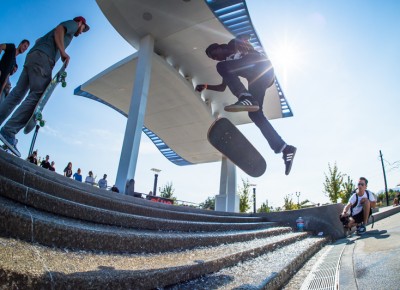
xmin=249 ymin=184 xmax=257 ymax=213
xmin=295 ymin=191 xmax=301 ymax=208
xmin=151 ymin=168 xmax=161 ymax=196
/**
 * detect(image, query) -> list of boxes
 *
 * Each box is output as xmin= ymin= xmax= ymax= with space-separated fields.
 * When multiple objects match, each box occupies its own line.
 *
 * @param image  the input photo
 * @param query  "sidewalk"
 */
xmin=338 ymin=210 xmax=400 ymax=290
xmin=293 ymin=207 xmax=400 ymax=290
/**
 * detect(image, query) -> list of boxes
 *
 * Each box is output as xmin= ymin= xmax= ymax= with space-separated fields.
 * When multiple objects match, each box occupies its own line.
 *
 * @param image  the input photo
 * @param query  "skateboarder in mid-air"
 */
xmin=0 ymin=16 xmax=90 ymax=157
xmin=196 ymin=35 xmax=296 ymax=175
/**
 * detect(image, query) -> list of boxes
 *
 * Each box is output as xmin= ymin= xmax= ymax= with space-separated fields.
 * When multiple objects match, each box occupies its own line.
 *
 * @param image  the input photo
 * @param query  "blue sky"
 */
xmin=1 ymin=0 xmax=399 ymax=208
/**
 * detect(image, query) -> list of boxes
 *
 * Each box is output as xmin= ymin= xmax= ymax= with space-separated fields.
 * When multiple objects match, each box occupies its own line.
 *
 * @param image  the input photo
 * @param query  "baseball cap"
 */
xmin=73 ymin=16 xmax=90 ymax=32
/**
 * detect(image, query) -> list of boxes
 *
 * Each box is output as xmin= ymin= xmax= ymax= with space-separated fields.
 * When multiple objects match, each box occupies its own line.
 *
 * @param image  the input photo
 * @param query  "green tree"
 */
xmin=257 ymin=199 xmax=271 ymax=213
xmin=199 ymin=196 xmax=215 ymax=210
xmin=238 ymin=178 xmax=251 ymax=213
xmin=159 ymin=182 xmax=177 ymax=202
xmin=283 ymin=193 xmax=299 ymax=210
xmin=323 ymin=162 xmax=344 ymax=203
xmin=340 ymin=175 xmax=354 ymax=204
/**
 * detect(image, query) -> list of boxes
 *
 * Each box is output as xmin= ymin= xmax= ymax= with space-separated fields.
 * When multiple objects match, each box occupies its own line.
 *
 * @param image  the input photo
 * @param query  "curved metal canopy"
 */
xmin=75 ymin=0 xmax=293 ymax=165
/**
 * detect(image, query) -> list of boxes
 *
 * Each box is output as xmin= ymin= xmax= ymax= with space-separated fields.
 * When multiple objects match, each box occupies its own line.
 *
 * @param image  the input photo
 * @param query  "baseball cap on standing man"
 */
xmin=73 ymin=16 xmax=90 ymax=32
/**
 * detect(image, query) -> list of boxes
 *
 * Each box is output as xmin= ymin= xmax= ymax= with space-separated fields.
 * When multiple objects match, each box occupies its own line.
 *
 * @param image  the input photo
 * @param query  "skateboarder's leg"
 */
xmin=216 ymin=55 xmax=260 ymax=112
xmin=2 ymin=52 xmax=52 ymax=137
xmin=248 ymin=110 xmax=286 ymax=153
xmin=248 ymin=66 xmax=296 ymax=175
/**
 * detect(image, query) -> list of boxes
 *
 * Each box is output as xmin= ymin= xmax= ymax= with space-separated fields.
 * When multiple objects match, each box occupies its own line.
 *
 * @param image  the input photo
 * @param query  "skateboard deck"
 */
xmin=208 ymin=117 xmax=266 ymax=177
xmin=23 ymin=63 xmax=67 ymax=134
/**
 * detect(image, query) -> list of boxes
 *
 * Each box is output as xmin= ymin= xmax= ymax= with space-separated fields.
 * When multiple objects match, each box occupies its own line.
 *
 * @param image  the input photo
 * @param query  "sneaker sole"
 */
xmin=224 ymin=105 xmax=260 ymax=112
xmin=0 ymin=134 xmax=21 ymax=157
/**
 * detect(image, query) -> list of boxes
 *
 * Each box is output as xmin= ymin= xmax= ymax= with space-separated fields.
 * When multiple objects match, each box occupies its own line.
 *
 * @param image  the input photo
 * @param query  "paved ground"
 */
xmin=285 ymin=208 xmax=400 ymax=289
xmin=339 ymin=210 xmax=400 ymax=290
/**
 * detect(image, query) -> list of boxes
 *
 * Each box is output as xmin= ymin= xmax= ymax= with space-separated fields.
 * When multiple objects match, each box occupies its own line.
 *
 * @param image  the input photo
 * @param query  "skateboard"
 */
xmin=207 ymin=117 xmax=266 ymax=177
xmin=23 ymin=63 xmax=67 ymax=134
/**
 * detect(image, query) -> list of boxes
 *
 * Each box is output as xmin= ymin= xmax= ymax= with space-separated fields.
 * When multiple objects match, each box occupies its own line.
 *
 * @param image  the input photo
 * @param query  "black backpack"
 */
xmin=350 ymin=190 xmax=375 ymax=228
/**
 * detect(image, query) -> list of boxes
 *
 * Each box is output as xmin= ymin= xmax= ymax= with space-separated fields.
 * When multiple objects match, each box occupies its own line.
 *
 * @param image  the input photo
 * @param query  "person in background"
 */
xmin=73 ymin=168 xmax=82 ymax=182
xmin=49 ymin=161 xmax=56 ymax=172
xmin=110 ymin=185 xmax=119 ymax=193
xmin=341 ymin=177 xmax=376 ymax=235
xmin=27 ymin=150 xmax=38 ymax=165
xmin=0 ymin=40 xmax=30 ymax=97
xmin=40 ymin=154 xmax=51 ymax=169
xmin=63 ymin=162 xmax=73 ymax=177
xmin=85 ymin=170 xmax=95 ymax=185
xmin=98 ymin=174 xmax=108 ymax=189
xmin=0 ymin=17 xmax=90 ymax=156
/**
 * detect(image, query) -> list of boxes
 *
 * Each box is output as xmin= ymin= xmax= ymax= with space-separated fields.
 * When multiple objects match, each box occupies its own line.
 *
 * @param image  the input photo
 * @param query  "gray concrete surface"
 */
xmin=338 ymin=210 xmax=400 ymax=290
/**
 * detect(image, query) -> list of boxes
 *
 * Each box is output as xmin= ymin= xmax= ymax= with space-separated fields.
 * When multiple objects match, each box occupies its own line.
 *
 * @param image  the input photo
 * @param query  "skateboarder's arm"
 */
xmin=0 ymin=74 xmax=10 ymax=96
xmin=195 ymin=82 xmax=227 ymax=92
xmin=54 ymin=25 xmax=70 ymax=67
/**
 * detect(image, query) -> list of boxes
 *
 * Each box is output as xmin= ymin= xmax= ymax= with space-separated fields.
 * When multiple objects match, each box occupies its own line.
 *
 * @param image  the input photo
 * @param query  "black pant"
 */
xmin=216 ymin=53 xmax=285 ymax=153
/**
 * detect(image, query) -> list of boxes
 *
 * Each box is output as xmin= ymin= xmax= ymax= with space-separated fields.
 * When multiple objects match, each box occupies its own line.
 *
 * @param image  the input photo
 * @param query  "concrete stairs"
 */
xmin=0 ymin=150 xmax=328 ymax=289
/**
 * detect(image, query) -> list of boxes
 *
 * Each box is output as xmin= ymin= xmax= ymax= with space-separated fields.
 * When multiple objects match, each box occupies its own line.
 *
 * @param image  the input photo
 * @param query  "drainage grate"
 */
xmin=300 ymin=243 xmax=346 ymax=290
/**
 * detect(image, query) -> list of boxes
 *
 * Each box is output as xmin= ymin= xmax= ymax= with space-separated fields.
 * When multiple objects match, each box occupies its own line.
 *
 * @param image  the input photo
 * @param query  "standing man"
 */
xmin=0 ymin=40 xmax=30 ymax=96
xmin=98 ymin=174 xmax=108 ymax=189
xmin=40 ymin=154 xmax=51 ymax=169
xmin=0 ymin=17 xmax=90 ymax=157
xmin=196 ymin=35 xmax=296 ymax=175
xmin=341 ymin=177 xmax=376 ymax=235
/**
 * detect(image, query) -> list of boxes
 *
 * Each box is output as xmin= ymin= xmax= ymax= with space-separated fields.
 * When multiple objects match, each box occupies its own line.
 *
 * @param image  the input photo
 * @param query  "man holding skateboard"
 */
xmin=196 ymin=35 xmax=296 ymax=175
xmin=0 ymin=17 xmax=90 ymax=157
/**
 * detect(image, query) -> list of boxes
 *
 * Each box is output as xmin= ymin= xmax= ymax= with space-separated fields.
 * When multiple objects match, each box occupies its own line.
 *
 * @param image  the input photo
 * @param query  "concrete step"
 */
xmin=0 ymin=231 xmax=317 ymax=289
xmin=166 ymin=236 xmax=328 ymax=289
xmin=0 ymin=196 xmax=292 ymax=253
xmin=0 ymin=152 xmax=264 ymax=223
xmin=0 ymin=149 xmax=255 ymax=217
xmin=0 ymin=175 xmax=277 ymax=232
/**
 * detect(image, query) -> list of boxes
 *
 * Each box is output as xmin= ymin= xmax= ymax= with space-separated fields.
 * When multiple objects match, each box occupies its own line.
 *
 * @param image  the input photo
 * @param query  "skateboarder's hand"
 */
xmin=195 ymin=84 xmax=206 ymax=92
xmin=61 ymin=51 xmax=70 ymax=68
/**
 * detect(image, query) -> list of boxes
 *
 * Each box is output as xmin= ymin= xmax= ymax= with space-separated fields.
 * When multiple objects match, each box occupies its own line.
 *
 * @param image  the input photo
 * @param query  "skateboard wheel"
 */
xmin=62 ymin=82 xmax=67 ymax=88
xmin=61 ymin=71 xmax=67 ymax=77
xmin=39 ymin=120 xmax=46 ymax=127
xmin=36 ymin=112 xmax=43 ymax=121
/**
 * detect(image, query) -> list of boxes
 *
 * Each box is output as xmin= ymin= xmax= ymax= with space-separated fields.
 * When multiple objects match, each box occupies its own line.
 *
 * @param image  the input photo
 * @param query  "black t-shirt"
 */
xmin=28 ymin=156 xmax=37 ymax=165
xmin=0 ymin=43 xmax=16 ymax=86
xmin=41 ymin=160 xmax=51 ymax=169
xmin=64 ymin=167 xmax=72 ymax=177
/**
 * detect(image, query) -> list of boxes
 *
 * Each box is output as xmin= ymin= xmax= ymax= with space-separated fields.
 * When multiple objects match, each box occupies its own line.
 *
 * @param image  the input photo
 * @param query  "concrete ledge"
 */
xmin=0 ymin=163 xmax=262 ymax=224
xmin=0 ymin=232 xmax=310 ymax=289
xmin=370 ymin=205 xmax=400 ymax=223
xmin=0 ymin=175 xmax=276 ymax=233
xmin=260 ymin=204 xmax=400 ymax=241
xmin=259 ymin=204 xmax=344 ymax=240
xmin=0 ymin=150 xmax=254 ymax=217
xmin=0 ymin=196 xmax=292 ymax=253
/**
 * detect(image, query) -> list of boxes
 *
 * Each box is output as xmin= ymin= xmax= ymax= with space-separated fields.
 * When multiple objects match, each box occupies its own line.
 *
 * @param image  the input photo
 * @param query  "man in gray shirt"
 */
xmin=0 ymin=16 xmax=90 ymax=157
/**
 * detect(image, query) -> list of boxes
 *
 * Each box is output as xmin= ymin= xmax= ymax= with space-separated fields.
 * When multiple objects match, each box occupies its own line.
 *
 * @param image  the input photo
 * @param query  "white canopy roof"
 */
xmin=76 ymin=0 xmax=293 ymax=165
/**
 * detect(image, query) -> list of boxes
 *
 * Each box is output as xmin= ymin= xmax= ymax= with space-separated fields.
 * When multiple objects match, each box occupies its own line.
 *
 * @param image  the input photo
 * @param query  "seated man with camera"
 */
xmin=340 ymin=177 xmax=376 ymax=235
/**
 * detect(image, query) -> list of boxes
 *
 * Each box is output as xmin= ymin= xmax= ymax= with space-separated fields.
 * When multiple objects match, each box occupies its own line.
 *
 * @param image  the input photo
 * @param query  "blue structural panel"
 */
xmin=205 ymin=0 xmax=293 ymax=118
xmin=74 ymin=86 xmax=192 ymax=166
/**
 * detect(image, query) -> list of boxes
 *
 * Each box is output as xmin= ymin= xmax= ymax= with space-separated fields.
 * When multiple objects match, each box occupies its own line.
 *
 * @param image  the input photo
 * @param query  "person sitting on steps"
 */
xmin=341 ymin=177 xmax=376 ymax=235
xmin=195 ymin=34 xmax=296 ymax=175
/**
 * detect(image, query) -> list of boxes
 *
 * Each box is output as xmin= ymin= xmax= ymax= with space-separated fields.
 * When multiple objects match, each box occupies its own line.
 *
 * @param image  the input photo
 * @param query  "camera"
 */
xmin=339 ymin=214 xmax=350 ymax=227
